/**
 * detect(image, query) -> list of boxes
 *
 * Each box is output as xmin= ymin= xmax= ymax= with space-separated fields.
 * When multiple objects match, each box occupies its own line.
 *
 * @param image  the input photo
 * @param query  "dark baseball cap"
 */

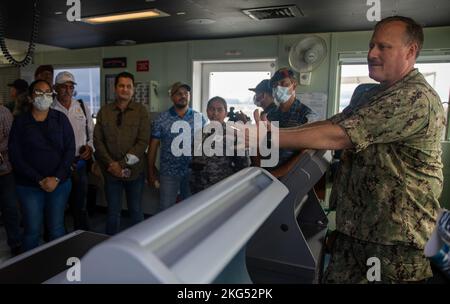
xmin=169 ymin=82 xmax=191 ymax=96
xmin=249 ymin=79 xmax=272 ymax=94
xmin=270 ymin=68 xmax=295 ymax=86
xmin=7 ymin=79 xmax=29 ymax=93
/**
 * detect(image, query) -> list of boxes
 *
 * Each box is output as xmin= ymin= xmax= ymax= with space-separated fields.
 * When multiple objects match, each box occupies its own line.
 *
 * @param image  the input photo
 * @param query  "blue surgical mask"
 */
xmin=273 ymin=85 xmax=293 ymax=104
xmin=33 ymin=95 xmax=53 ymax=111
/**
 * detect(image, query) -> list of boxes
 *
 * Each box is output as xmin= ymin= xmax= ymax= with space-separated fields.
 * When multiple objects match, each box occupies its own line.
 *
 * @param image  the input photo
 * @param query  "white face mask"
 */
xmin=273 ymin=85 xmax=293 ymax=104
xmin=33 ymin=95 xmax=53 ymax=111
xmin=125 ymin=153 xmax=139 ymax=166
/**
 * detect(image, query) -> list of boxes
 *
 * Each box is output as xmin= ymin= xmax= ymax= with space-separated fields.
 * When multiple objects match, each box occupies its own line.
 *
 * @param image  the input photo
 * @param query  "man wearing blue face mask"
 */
xmin=267 ymin=68 xmax=319 ymax=167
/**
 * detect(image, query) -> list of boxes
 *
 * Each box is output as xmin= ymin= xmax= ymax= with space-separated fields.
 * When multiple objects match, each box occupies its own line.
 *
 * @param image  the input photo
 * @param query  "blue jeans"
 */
xmin=159 ymin=174 xmax=191 ymax=212
xmin=0 ymin=173 xmax=22 ymax=250
xmin=69 ymin=163 xmax=90 ymax=230
xmin=16 ymin=179 xmax=71 ymax=251
xmin=104 ymin=173 xmax=144 ymax=235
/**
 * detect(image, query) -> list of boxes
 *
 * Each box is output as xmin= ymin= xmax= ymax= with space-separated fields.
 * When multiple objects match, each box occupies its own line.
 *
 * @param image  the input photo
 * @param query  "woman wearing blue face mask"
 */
xmin=8 ymin=79 xmax=75 ymax=252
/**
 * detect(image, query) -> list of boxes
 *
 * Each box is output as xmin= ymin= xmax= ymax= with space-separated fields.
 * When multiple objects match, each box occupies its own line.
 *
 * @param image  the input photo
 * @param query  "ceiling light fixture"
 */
xmin=82 ymin=9 xmax=169 ymax=24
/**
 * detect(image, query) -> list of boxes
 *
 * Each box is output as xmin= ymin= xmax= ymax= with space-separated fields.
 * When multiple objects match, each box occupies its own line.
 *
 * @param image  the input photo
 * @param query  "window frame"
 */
xmin=53 ymin=65 xmax=101 ymax=117
xmin=192 ymin=59 xmax=276 ymax=114
xmin=336 ymin=51 xmax=450 ymax=141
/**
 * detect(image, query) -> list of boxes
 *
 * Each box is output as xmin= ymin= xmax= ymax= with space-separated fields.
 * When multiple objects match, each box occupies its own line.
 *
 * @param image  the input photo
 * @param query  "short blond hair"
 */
xmin=375 ymin=16 xmax=424 ymax=58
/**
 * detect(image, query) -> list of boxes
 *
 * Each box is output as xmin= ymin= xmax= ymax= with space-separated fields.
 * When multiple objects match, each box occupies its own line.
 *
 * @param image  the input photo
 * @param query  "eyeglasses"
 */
xmin=117 ymin=111 xmax=123 ymax=126
xmin=34 ymin=90 xmax=53 ymax=98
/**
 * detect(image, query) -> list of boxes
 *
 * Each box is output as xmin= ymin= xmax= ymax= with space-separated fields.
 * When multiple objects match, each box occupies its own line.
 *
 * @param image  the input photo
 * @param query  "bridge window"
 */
xmin=54 ymin=67 xmax=101 ymax=117
xmin=338 ymin=59 xmax=450 ymax=140
xmin=193 ymin=60 xmax=276 ymax=120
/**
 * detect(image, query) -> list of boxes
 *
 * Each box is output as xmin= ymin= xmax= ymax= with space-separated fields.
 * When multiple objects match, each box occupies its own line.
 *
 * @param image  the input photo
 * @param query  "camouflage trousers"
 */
xmin=322 ymin=232 xmax=432 ymax=283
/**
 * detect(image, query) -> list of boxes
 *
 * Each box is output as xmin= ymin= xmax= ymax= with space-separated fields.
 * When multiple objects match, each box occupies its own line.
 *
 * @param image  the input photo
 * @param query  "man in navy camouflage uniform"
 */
xmin=253 ymin=16 xmax=445 ymax=283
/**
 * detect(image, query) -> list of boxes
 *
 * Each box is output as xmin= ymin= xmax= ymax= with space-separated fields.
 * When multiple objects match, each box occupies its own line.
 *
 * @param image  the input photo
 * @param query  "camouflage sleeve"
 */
xmin=338 ymin=89 xmax=430 ymax=153
xmin=329 ymin=98 xmax=361 ymax=124
xmin=328 ymin=112 xmax=346 ymax=124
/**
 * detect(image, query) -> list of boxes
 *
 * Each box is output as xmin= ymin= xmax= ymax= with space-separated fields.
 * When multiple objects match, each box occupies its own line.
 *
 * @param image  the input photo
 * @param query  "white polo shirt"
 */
xmin=51 ymin=98 xmax=94 ymax=157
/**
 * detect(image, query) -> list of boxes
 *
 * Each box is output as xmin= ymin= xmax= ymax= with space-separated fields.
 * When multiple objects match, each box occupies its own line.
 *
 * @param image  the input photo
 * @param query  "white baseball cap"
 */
xmin=55 ymin=71 xmax=77 ymax=85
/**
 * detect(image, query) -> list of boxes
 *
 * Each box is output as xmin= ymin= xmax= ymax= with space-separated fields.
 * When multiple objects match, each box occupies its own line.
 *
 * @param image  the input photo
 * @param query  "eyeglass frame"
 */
xmin=33 ymin=90 xmax=54 ymax=98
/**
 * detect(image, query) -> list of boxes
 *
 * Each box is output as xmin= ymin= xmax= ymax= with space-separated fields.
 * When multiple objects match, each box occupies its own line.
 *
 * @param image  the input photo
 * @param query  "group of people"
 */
xmin=147 ymin=66 xmax=319 ymax=211
xmin=0 ymin=15 xmax=445 ymax=283
xmin=1 ymin=65 xmax=96 ymax=253
xmin=0 ymin=60 xmax=315 ymax=255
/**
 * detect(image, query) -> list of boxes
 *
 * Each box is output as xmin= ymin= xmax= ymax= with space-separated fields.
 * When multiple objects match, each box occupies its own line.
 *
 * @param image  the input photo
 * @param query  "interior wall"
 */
xmin=31 ymin=26 xmax=450 ymax=115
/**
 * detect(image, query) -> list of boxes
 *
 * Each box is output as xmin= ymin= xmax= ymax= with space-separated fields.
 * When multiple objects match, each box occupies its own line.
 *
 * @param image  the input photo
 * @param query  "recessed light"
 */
xmin=54 ymin=11 xmax=63 ymax=15
xmin=176 ymin=12 xmax=186 ymax=16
